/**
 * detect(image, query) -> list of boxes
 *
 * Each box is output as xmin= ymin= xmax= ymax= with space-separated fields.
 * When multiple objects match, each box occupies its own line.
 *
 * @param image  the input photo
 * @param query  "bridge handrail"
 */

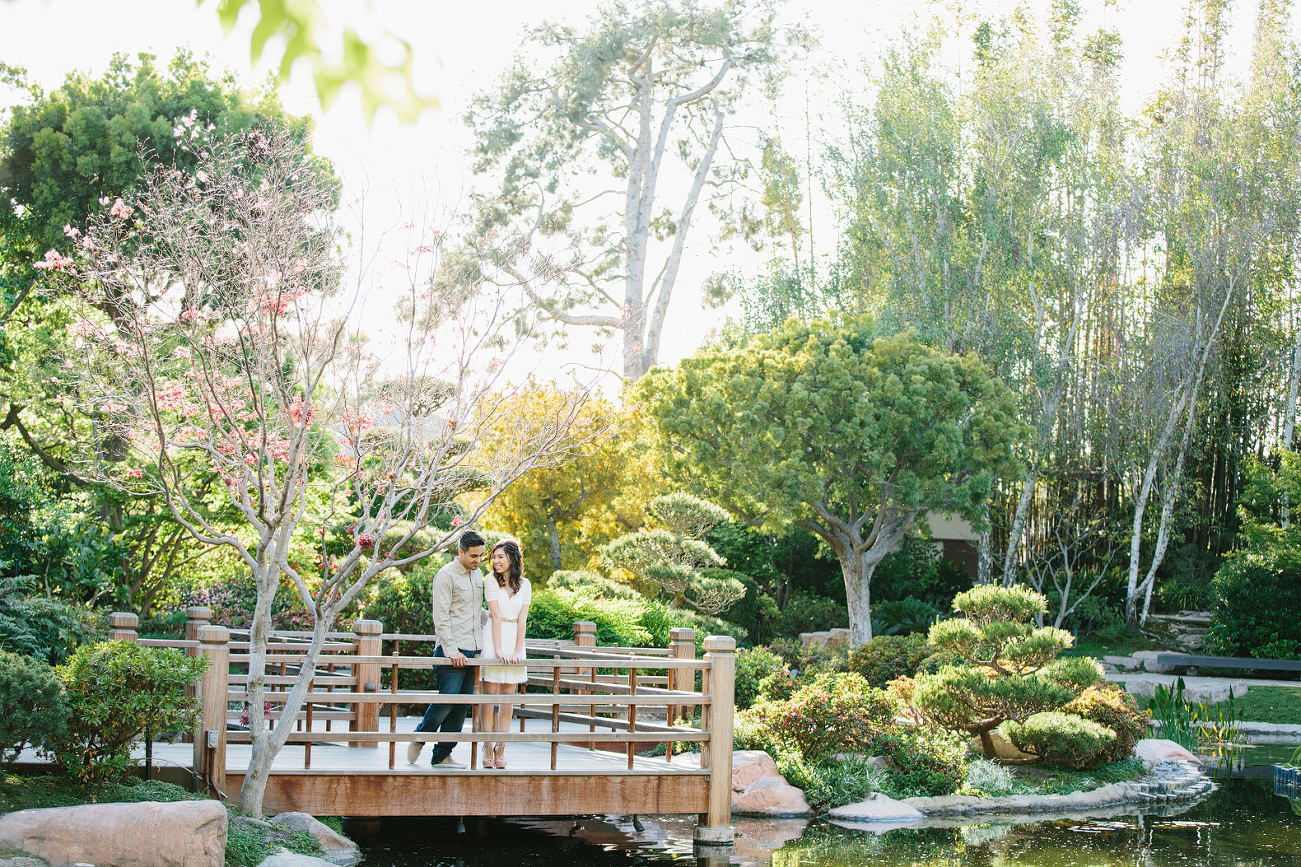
xmin=106 ymin=611 xmax=734 ymax=839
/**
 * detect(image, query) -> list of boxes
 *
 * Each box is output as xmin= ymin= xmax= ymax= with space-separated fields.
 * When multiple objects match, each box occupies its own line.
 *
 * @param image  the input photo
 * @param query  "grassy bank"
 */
xmin=1133 ymin=685 xmax=1301 ymax=726
xmin=0 ymin=774 xmax=325 ymax=867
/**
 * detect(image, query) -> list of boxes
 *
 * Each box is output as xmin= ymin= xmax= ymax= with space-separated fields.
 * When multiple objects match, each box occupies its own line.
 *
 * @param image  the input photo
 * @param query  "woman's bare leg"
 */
xmin=482 ymin=681 xmax=503 ymax=766
xmin=494 ymin=683 xmax=518 ymax=766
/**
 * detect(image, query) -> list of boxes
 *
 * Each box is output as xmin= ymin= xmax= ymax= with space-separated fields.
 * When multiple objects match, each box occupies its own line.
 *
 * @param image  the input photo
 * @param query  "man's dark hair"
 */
xmin=458 ymin=530 xmax=486 ymax=551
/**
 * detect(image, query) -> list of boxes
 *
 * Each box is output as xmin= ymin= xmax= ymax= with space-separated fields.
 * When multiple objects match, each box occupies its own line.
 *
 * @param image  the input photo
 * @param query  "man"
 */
xmin=408 ymin=530 xmax=485 ymax=768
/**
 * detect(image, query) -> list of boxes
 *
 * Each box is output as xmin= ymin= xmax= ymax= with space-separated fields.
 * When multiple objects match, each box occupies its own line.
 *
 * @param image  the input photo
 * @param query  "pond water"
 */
xmin=352 ymin=745 xmax=1301 ymax=867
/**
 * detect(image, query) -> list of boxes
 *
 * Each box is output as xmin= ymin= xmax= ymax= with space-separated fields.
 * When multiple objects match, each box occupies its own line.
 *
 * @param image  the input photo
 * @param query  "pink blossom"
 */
xmin=451 ymin=516 xmax=465 ymax=528
xmin=126 ymin=468 xmax=144 ymax=479
xmin=109 ymin=198 xmax=133 ymax=219
xmin=63 ymin=224 xmax=79 ymax=238
xmin=33 ymin=249 xmax=73 ymax=270
xmin=102 ymin=400 xmax=127 ymax=413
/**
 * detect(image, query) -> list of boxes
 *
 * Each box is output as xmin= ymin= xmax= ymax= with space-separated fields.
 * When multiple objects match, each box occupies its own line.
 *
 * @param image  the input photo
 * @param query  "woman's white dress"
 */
xmin=481 ymin=576 xmax=531 ymax=684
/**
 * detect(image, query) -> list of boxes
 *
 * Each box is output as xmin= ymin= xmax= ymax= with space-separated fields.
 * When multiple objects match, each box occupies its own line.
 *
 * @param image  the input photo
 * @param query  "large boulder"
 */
xmin=828 ymin=792 xmax=924 ymax=825
xmin=0 ymin=857 xmax=47 ymax=867
xmin=1134 ymin=738 xmax=1203 ymax=766
xmin=732 ymin=751 xmax=780 ymax=792
xmin=270 ymin=814 xmax=359 ymax=867
xmin=732 ymin=776 xmax=812 ymax=817
xmin=0 ymin=800 xmax=226 ymax=867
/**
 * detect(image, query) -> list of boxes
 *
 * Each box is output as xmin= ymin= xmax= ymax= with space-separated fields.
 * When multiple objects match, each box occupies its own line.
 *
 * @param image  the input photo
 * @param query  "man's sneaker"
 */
xmin=407 ymin=741 xmax=423 ymax=764
xmin=431 ymin=756 xmax=466 ymax=769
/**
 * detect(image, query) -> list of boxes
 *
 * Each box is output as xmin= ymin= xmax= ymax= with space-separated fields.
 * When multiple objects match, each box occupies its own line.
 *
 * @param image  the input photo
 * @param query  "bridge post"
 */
xmin=108 ymin=612 xmax=138 ymax=642
xmin=351 ymin=620 xmax=383 ymax=748
xmin=695 ymin=636 xmax=735 ymax=846
xmin=181 ymin=607 xmax=213 ymax=742
xmin=667 ymin=628 xmax=696 ymax=725
xmin=194 ymin=624 xmax=230 ymax=796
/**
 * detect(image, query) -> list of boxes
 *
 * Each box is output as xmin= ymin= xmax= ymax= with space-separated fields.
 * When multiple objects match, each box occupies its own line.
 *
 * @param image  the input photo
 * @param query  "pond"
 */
xmin=351 ymin=744 xmax=1301 ymax=867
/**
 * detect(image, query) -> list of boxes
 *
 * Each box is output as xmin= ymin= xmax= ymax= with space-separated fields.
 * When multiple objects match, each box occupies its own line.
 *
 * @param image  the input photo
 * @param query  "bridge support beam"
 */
xmin=351 ymin=619 xmax=383 ymax=747
xmin=695 ymin=635 xmax=735 ymax=846
xmin=194 ymin=624 xmax=230 ymax=796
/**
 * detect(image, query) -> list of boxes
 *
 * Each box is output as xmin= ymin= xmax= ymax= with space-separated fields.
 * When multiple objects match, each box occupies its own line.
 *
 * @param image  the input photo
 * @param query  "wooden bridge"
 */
xmin=107 ymin=609 xmax=737 ymax=844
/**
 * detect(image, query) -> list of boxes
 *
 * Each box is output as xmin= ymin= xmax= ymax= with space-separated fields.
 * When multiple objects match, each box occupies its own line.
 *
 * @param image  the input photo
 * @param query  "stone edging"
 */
xmin=901 ymin=761 xmax=1213 ymax=817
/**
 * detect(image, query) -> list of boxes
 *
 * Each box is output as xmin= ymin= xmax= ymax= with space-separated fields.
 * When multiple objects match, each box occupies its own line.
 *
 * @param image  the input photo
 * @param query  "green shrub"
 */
xmin=773 ymin=594 xmax=847 ymax=637
xmin=527 ymin=589 xmax=652 ymax=646
xmin=51 ymin=641 xmax=209 ymax=782
xmin=847 ymin=633 xmax=942 ymax=689
xmin=1062 ymin=685 xmax=1151 ymax=763
xmin=0 ymin=650 xmax=67 ymax=768
xmin=871 ymin=598 xmax=942 ymax=637
xmin=1038 ymin=656 xmax=1105 ymax=695
xmin=734 ymin=646 xmax=791 ymax=710
xmin=1207 ymin=549 xmax=1301 ymax=658
xmin=765 ymin=637 xmax=848 ymax=681
xmin=745 ymin=672 xmax=898 ymax=762
xmin=1004 ymin=711 xmax=1117 ymax=770
xmin=887 ymin=728 xmax=969 ymax=796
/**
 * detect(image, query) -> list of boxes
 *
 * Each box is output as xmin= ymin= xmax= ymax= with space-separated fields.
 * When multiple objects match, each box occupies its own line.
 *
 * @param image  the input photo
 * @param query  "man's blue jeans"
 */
xmin=415 ymin=646 xmax=479 ymax=764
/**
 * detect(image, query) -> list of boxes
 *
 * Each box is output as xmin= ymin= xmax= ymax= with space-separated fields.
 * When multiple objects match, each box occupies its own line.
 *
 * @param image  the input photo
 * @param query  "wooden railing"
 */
xmin=107 ymin=610 xmax=736 ymax=841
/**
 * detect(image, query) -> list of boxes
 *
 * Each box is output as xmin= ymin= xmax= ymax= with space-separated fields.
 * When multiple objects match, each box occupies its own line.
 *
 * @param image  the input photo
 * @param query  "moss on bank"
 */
xmin=0 ymin=774 xmax=326 ymax=867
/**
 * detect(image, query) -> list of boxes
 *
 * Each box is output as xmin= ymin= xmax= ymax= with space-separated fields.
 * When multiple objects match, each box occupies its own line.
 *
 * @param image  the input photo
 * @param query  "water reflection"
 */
xmin=353 ymin=780 xmax=1299 ymax=867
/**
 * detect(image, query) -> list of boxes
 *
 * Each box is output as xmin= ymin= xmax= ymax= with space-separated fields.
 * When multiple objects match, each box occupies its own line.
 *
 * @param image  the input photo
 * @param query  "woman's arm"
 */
xmin=487 ymin=599 xmax=504 ymax=658
xmin=511 ymin=605 xmax=529 ymax=663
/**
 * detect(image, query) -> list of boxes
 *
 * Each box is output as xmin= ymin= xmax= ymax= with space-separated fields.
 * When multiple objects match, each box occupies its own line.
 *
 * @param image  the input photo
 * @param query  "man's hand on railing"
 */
xmin=448 ymin=651 xmax=468 ymax=668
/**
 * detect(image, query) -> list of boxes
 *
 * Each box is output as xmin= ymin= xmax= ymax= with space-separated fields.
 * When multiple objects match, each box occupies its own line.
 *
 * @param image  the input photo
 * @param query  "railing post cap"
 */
xmin=197 ymin=624 xmax=230 ymax=644
xmin=186 ymin=606 xmax=213 ymax=620
xmin=352 ymin=619 xmax=383 ymax=635
xmin=703 ymin=635 xmax=735 ymax=653
xmin=108 ymin=612 xmax=139 ymax=629
xmin=669 ymin=627 xmax=696 ymax=641
xmin=573 ymin=621 xmax=597 ymax=634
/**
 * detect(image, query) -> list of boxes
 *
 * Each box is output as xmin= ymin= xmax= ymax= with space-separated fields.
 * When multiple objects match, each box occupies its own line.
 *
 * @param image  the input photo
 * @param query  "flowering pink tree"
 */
xmin=42 ymin=130 xmax=589 ymax=814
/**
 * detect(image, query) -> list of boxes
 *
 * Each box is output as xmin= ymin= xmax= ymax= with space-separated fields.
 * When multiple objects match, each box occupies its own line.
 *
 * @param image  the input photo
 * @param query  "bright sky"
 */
xmin=0 ymin=0 xmax=1274 ymax=384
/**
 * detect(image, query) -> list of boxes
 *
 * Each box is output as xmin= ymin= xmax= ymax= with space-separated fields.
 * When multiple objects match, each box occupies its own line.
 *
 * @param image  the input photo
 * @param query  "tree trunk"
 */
xmin=840 ymin=548 xmax=874 ymax=647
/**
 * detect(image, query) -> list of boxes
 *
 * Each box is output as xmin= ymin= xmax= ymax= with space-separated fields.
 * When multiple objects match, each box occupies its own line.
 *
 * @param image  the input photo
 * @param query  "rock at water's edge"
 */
xmin=258 ymin=851 xmax=339 ymax=867
xmin=1134 ymin=738 xmax=1203 ymax=766
xmin=0 ymin=800 xmax=226 ymax=867
xmin=732 ymin=776 xmax=812 ymax=817
xmin=270 ymin=814 xmax=360 ymax=867
xmin=828 ymin=793 xmax=924 ymax=824
xmin=732 ymin=751 xmax=780 ymax=792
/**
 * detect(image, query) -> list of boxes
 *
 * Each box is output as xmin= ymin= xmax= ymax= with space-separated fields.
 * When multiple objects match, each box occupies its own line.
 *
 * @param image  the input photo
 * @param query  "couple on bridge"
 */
xmin=407 ymin=530 xmax=532 ymax=770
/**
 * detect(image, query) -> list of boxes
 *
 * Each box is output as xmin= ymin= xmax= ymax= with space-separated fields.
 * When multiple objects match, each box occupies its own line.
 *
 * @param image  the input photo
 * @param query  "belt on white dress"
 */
xmin=497 ymin=617 xmax=518 ymax=623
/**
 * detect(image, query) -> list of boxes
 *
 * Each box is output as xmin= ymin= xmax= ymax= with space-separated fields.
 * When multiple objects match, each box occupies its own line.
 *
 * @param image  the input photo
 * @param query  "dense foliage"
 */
xmin=50 ymin=641 xmax=208 ymax=782
xmin=0 ymin=649 xmax=67 ymax=768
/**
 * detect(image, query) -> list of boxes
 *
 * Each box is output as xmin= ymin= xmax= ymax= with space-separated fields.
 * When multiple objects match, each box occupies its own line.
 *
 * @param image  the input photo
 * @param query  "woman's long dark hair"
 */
xmin=492 ymin=539 xmax=523 ymax=594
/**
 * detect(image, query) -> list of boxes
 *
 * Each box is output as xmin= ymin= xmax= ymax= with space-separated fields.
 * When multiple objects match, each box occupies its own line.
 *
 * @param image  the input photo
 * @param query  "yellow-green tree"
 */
xmin=476 ymin=388 xmax=662 ymax=581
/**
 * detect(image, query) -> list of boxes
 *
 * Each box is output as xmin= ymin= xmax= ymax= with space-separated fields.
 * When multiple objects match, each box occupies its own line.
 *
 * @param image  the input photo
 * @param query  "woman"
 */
xmin=480 ymin=538 xmax=531 ymax=769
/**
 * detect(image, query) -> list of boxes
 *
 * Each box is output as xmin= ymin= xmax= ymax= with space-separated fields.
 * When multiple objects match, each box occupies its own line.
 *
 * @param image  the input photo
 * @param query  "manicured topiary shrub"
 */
xmin=51 ymin=641 xmax=209 ymax=782
xmin=914 ymin=585 xmax=1099 ymax=759
xmin=1004 ymin=711 xmax=1117 ymax=770
xmin=0 ymin=649 xmax=67 ymax=768
xmin=1062 ymin=684 xmax=1152 ymax=763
